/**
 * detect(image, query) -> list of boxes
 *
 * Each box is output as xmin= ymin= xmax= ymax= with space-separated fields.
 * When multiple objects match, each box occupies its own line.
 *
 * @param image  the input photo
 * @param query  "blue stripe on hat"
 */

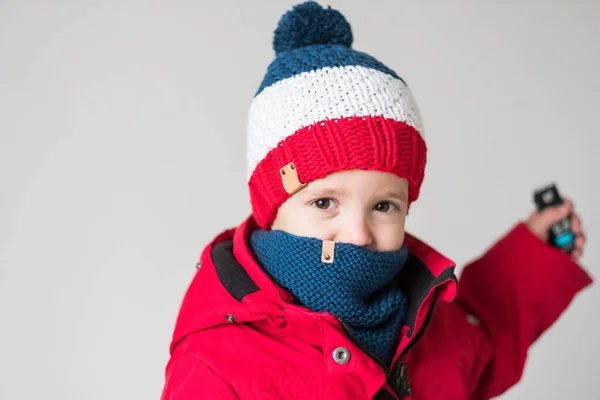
xmin=255 ymin=44 xmax=406 ymax=96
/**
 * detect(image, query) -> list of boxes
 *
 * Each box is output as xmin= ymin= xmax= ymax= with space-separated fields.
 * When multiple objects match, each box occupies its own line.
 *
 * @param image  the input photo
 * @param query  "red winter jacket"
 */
xmin=161 ymin=216 xmax=592 ymax=399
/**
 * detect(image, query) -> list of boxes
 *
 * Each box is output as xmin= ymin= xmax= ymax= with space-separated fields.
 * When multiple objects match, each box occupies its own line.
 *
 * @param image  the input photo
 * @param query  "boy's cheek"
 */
xmin=293 ymin=219 xmax=334 ymax=242
xmin=372 ymin=225 xmax=406 ymax=252
xmin=272 ymin=208 xmax=329 ymax=239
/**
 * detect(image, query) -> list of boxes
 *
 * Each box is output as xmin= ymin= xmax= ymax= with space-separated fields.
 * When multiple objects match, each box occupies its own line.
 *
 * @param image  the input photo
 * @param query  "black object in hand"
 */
xmin=533 ymin=183 xmax=575 ymax=253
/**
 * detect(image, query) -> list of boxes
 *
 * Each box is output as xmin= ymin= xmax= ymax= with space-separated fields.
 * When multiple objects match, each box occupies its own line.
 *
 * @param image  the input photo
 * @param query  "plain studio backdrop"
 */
xmin=1 ymin=1 xmax=598 ymax=399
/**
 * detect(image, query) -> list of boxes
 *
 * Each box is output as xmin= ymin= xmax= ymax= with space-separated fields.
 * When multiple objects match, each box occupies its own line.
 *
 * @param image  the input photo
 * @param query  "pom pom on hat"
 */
xmin=273 ymin=1 xmax=353 ymax=55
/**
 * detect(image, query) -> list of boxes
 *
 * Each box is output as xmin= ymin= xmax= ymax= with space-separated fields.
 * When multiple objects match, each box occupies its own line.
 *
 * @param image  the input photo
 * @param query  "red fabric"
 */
xmin=161 ymin=217 xmax=592 ymax=399
xmin=249 ymin=116 xmax=427 ymax=229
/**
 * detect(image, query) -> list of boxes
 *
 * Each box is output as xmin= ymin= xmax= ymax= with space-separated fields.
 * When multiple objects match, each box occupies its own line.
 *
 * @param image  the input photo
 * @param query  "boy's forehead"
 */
xmin=299 ymin=171 xmax=409 ymax=198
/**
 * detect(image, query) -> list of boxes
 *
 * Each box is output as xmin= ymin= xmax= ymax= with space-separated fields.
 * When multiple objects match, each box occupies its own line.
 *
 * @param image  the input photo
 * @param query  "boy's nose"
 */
xmin=336 ymin=217 xmax=374 ymax=248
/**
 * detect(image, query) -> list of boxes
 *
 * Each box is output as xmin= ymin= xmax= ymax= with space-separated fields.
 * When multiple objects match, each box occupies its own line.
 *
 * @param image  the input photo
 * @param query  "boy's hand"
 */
xmin=526 ymin=198 xmax=586 ymax=262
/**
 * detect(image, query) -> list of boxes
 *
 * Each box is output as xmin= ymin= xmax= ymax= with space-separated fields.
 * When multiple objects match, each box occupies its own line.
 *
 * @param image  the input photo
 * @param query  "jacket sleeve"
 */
xmin=454 ymin=222 xmax=593 ymax=399
xmin=161 ymin=353 xmax=239 ymax=400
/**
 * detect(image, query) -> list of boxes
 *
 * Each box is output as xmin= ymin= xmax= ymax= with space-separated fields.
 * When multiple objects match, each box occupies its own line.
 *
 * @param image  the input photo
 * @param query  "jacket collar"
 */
xmin=170 ymin=216 xmax=457 ymax=354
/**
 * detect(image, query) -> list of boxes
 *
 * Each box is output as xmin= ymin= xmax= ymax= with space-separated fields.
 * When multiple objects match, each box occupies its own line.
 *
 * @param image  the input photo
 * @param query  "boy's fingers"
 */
xmin=571 ymin=213 xmax=582 ymax=234
xmin=563 ymin=198 xmax=574 ymax=211
xmin=575 ymin=234 xmax=586 ymax=250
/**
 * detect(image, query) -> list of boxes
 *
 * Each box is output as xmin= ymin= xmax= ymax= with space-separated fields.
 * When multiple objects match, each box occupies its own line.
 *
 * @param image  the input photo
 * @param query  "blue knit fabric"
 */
xmin=250 ymin=229 xmax=409 ymax=367
xmin=255 ymin=1 xmax=406 ymax=96
xmin=256 ymin=45 xmax=406 ymax=96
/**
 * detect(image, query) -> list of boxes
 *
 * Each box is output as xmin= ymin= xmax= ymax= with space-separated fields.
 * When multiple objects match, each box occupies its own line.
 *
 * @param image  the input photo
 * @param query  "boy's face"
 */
xmin=271 ymin=170 xmax=409 ymax=252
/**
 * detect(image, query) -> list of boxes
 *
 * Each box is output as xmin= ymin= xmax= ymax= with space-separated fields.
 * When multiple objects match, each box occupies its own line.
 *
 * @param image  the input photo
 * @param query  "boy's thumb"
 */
xmin=536 ymin=202 xmax=572 ymax=230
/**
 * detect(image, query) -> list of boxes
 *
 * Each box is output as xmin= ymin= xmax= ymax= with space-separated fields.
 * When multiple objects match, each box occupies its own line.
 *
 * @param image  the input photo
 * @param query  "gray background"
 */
xmin=1 ymin=1 xmax=598 ymax=399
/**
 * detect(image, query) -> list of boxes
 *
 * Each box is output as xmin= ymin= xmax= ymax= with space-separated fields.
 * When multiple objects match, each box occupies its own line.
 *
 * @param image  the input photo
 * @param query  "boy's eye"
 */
xmin=312 ymin=198 xmax=335 ymax=210
xmin=374 ymin=201 xmax=398 ymax=213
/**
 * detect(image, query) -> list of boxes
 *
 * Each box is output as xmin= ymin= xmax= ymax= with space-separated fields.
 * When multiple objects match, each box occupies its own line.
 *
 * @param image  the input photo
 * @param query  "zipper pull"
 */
xmin=390 ymin=361 xmax=412 ymax=399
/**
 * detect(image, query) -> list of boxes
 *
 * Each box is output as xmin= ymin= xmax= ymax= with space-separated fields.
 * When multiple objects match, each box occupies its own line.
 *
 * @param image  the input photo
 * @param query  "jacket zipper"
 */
xmin=392 ymin=287 xmax=443 ymax=399
xmin=337 ymin=286 xmax=443 ymax=399
xmin=397 ymin=287 xmax=442 ymax=362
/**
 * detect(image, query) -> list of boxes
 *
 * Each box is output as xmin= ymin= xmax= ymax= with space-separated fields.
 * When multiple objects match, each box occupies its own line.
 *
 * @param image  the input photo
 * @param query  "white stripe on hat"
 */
xmin=247 ymin=65 xmax=424 ymax=179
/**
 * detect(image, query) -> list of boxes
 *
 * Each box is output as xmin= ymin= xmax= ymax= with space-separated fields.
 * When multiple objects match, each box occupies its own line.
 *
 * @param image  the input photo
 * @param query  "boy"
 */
xmin=161 ymin=2 xmax=591 ymax=399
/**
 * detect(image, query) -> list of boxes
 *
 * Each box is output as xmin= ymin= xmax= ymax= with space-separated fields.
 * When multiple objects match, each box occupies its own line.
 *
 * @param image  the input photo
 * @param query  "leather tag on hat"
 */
xmin=280 ymin=162 xmax=306 ymax=195
xmin=321 ymin=240 xmax=335 ymax=263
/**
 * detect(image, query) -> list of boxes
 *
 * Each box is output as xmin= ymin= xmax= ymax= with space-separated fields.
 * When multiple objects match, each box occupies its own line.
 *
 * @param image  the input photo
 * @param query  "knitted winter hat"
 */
xmin=247 ymin=1 xmax=426 ymax=229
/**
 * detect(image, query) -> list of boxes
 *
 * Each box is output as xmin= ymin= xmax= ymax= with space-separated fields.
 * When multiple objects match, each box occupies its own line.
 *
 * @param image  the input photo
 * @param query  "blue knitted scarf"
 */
xmin=250 ymin=229 xmax=409 ymax=368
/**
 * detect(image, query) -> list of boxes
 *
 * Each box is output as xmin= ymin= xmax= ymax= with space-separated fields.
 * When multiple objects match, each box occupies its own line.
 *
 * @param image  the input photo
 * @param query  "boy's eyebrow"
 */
xmin=300 ymin=187 xmax=346 ymax=198
xmin=379 ymin=189 xmax=409 ymax=202
xmin=300 ymin=186 xmax=408 ymax=202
